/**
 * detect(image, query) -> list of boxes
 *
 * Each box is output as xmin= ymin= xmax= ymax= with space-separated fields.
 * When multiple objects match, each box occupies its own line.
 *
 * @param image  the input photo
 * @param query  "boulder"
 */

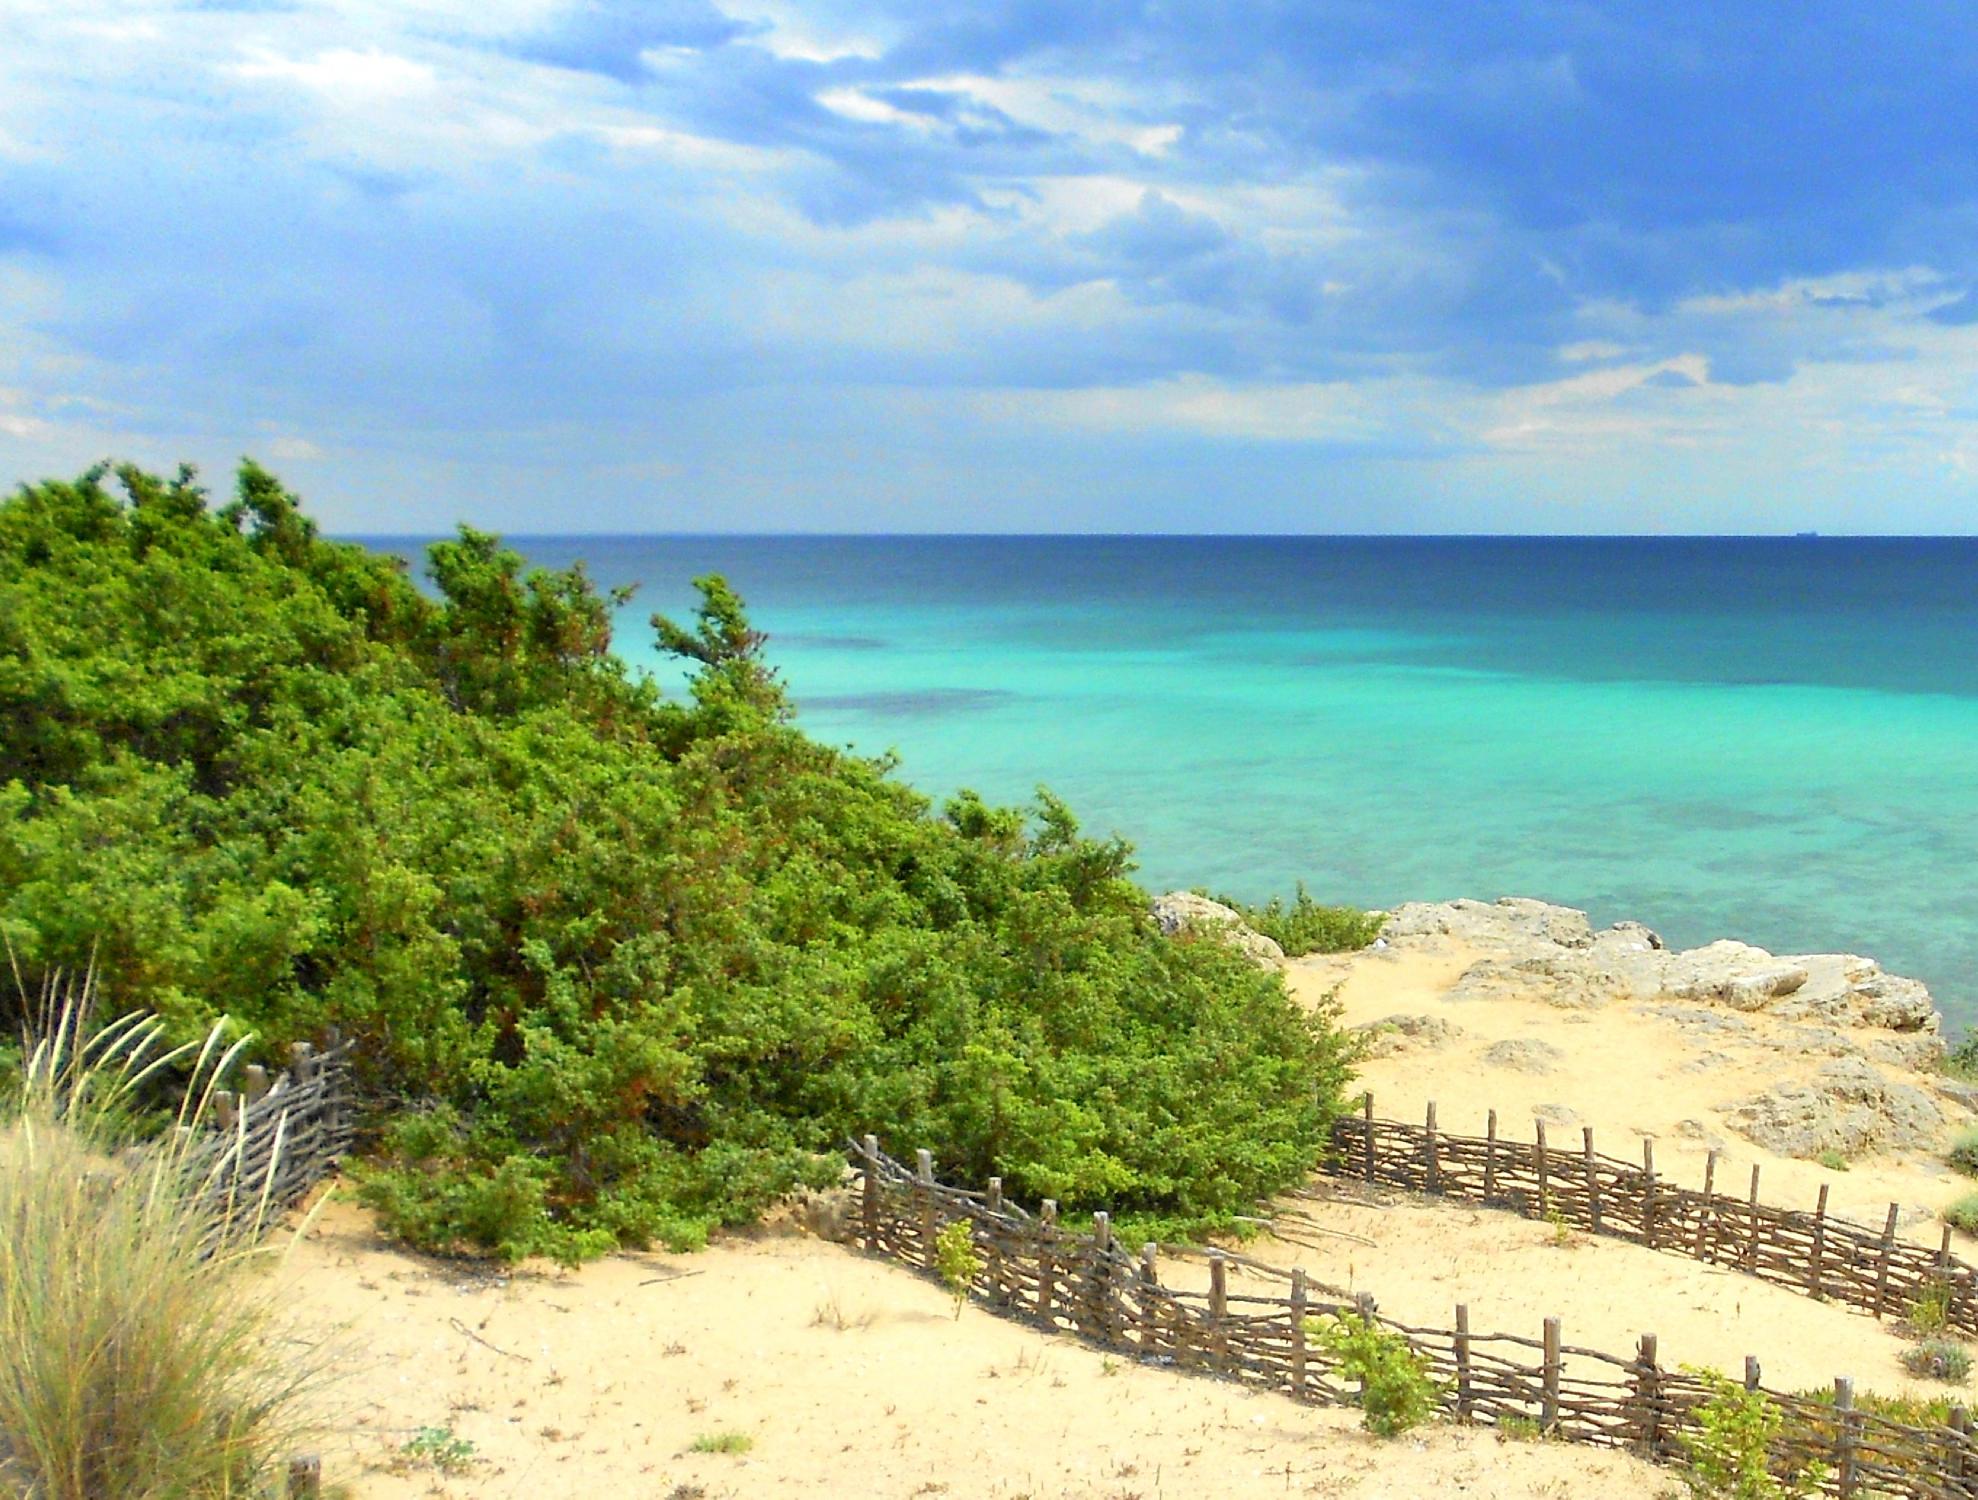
xmin=1149 ymin=891 xmax=1285 ymax=966
xmin=1481 ymin=1038 xmax=1565 ymax=1074
xmin=1532 ymin=1102 xmax=1579 ymax=1125
xmin=1351 ymin=1013 xmax=1461 ymax=1058
xmin=1382 ymin=896 xmax=1596 ymax=951
xmin=1446 ymin=955 xmax=1629 ymax=1010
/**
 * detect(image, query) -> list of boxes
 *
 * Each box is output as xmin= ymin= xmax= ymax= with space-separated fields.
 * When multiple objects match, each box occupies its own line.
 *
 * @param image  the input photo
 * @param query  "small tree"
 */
xmin=1305 ymin=1313 xmax=1444 ymax=1436
xmin=934 ymin=1218 xmax=983 ymax=1319
xmin=1677 ymin=1369 xmax=1826 ymax=1500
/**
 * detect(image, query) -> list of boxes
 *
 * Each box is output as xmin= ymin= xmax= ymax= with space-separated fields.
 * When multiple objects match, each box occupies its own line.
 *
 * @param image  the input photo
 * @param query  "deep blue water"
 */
xmin=358 ymin=535 xmax=1978 ymax=1029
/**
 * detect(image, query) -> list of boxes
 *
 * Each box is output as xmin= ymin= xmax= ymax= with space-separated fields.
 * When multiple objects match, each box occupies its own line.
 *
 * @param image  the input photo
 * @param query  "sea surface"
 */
xmin=364 ymin=535 xmax=1978 ymax=1030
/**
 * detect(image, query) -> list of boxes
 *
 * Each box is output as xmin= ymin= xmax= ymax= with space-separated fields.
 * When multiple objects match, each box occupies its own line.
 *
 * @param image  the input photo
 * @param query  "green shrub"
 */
xmin=689 ymin=1431 xmax=753 ymax=1455
xmin=0 ymin=985 xmax=323 ymax=1499
xmin=934 ymin=1218 xmax=983 ymax=1319
xmin=1946 ymin=1031 xmax=1978 ymax=1082
xmin=1816 ymin=1148 xmax=1850 ymax=1172
xmin=1305 ymin=1313 xmax=1445 ymax=1437
xmin=1899 ymin=1338 xmax=1973 ymax=1384
xmin=1214 ymin=885 xmax=1386 ymax=956
xmin=1948 ymin=1127 xmax=1978 ymax=1177
xmin=1678 ymin=1369 xmax=1826 ymax=1500
xmin=1943 ymin=1193 xmax=1978 ymax=1235
xmin=399 ymin=1426 xmax=476 ymax=1473
xmin=0 ymin=463 xmax=1359 ymax=1260
xmin=1905 ymin=1278 xmax=1956 ymax=1336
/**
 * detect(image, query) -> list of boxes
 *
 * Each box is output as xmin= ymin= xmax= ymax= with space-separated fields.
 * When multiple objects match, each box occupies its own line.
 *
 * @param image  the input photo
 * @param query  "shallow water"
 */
xmin=367 ymin=535 xmax=1978 ymax=1028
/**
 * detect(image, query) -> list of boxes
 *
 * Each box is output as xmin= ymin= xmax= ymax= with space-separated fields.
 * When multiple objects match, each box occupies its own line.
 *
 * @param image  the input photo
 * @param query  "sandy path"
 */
xmin=281 ymin=1196 xmax=1673 ymax=1500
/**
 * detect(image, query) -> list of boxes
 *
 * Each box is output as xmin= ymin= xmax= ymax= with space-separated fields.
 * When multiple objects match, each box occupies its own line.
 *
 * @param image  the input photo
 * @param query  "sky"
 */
xmin=4 ymin=2 xmax=1978 ymax=533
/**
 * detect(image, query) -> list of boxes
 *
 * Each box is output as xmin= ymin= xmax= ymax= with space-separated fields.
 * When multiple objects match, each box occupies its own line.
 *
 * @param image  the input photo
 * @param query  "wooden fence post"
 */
xmin=1139 ymin=1243 xmax=1161 ymax=1356
xmin=1874 ymin=1202 xmax=1899 ymax=1318
xmin=289 ymin=1040 xmax=315 ymax=1082
xmin=1354 ymin=1292 xmax=1377 ymax=1412
xmin=1542 ymin=1316 xmax=1562 ymax=1432
xmin=1746 ymin=1164 xmax=1762 ymax=1271
xmin=861 ymin=1135 xmax=880 ymax=1251
xmin=985 ymin=1178 xmax=1004 ymax=1300
xmin=1535 ymin=1120 xmax=1550 ymax=1220
xmin=1091 ymin=1211 xmax=1114 ymax=1341
xmin=1834 ymin=1377 xmax=1858 ymax=1498
xmin=1289 ymin=1269 xmax=1309 ymax=1399
xmin=1810 ymin=1183 xmax=1830 ymax=1299
xmin=1744 ymin=1355 xmax=1761 ymax=1392
xmin=1454 ymin=1303 xmax=1472 ymax=1420
xmin=1363 ymin=1092 xmax=1377 ymax=1184
xmin=1633 ymin=1333 xmax=1661 ymax=1456
xmin=244 ymin=1064 xmax=269 ymax=1104
xmin=1952 ymin=1404 xmax=1972 ymax=1483
xmin=916 ymin=1149 xmax=938 ymax=1272
xmin=1426 ymin=1101 xmax=1441 ymax=1192
xmin=1695 ymin=1150 xmax=1719 ymax=1263
xmin=1641 ymin=1140 xmax=1658 ymax=1250
xmin=1582 ymin=1128 xmax=1603 ymax=1236
xmin=1484 ymin=1110 xmax=1499 ymax=1201
xmin=1038 ymin=1201 xmax=1058 ymax=1330
xmin=214 ymin=1090 xmax=237 ymax=1131
xmin=286 ymin=1454 xmax=321 ymax=1499
xmin=1209 ymin=1253 xmax=1230 ymax=1370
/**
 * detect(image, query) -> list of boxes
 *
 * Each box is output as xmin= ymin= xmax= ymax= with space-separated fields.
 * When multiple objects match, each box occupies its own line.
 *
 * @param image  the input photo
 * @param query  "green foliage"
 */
xmin=1791 ymin=1381 xmax=1957 ymax=1427
xmin=1948 ymin=1127 xmax=1978 ymax=1177
xmin=1816 ymin=1148 xmax=1850 ymax=1172
xmin=1304 ymin=1313 xmax=1444 ymax=1437
xmin=1677 ymin=1370 xmax=1826 ymax=1500
xmin=0 ymin=463 xmax=1357 ymax=1260
xmin=1943 ymin=1193 xmax=1978 ymax=1235
xmin=1899 ymin=1338 xmax=1973 ymax=1384
xmin=689 ymin=1431 xmax=754 ymax=1455
xmin=934 ymin=1218 xmax=983 ymax=1318
xmin=1495 ymin=1415 xmax=1544 ymax=1441
xmin=1945 ymin=1031 xmax=1978 ymax=1082
xmin=1212 ymin=884 xmax=1385 ymax=957
xmin=1906 ymin=1278 xmax=1956 ymax=1336
xmin=399 ymin=1426 xmax=477 ymax=1474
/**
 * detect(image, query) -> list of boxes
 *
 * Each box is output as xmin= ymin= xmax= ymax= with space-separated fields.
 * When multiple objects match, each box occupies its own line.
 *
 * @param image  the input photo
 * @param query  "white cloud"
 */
xmin=233 ymin=47 xmax=439 ymax=102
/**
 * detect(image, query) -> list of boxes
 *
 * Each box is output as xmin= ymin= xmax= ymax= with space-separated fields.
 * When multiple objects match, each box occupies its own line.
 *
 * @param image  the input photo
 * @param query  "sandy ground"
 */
xmin=278 ymin=1196 xmax=1675 ymax=1500
xmin=272 ymin=938 xmax=1974 ymax=1497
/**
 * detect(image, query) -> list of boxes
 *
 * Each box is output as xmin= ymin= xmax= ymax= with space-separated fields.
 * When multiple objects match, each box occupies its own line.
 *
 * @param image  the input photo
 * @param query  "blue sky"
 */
xmin=4 ymin=2 xmax=1978 ymax=532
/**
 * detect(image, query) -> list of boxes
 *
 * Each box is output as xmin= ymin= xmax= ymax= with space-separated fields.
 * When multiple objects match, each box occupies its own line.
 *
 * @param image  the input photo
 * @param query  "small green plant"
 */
xmin=1945 ymin=1193 xmax=1978 ymax=1235
xmin=1949 ymin=1127 xmax=1978 ymax=1177
xmin=1545 ymin=1204 xmax=1574 ymax=1246
xmin=1904 ymin=1278 xmax=1956 ymax=1337
xmin=1677 ymin=1369 xmax=1826 ymax=1500
xmin=1211 ymin=885 xmax=1386 ymax=956
xmin=1946 ymin=1032 xmax=1978 ymax=1083
xmin=934 ymin=1218 xmax=983 ymax=1319
xmin=689 ymin=1430 xmax=754 ymax=1455
xmin=1816 ymin=1148 xmax=1850 ymax=1172
xmin=1496 ymin=1415 xmax=1544 ymax=1442
xmin=400 ymin=1425 xmax=477 ymax=1473
xmin=1899 ymin=1338 xmax=1973 ymax=1383
xmin=1305 ymin=1313 xmax=1445 ymax=1437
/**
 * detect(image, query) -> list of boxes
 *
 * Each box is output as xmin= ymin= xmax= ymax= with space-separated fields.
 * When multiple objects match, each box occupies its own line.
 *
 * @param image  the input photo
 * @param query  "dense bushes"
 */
xmin=0 ymin=463 xmax=1354 ymax=1260
xmin=1216 ymin=884 xmax=1385 ymax=956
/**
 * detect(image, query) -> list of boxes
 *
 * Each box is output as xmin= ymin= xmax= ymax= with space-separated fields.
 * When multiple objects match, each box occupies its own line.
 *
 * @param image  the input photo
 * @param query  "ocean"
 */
xmin=367 ymin=535 xmax=1978 ymax=1030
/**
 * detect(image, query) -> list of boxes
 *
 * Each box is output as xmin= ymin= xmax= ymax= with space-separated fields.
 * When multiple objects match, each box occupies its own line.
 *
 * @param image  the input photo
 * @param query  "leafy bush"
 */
xmin=0 ymin=984 xmax=322 ymax=1499
xmin=1948 ymin=1127 xmax=1978 ymax=1177
xmin=1946 ymin=1031 xmax=1978 ymax=1082
xmin=1906 ymin=1277 xmax=1956 ymax=1336
xmin=1214 ymin=884 xmax=1385 ymax=956
xmin=689 ymin=1431 xmax=753 ymax=1455
xmin=1678 ymin=1369 xmax=1826 ymax=1500
xmin=1305 ymin=1313 xmax=1444 ymax=1436
xmin=0 ymin=463 xmax=1357 ymax=1261
xmin=1943 ymin=1193 xmax=1978 ymax=1236
xmin=1816 ymin=1148 xmax=1850 ymax=1172
xmin=1899 ymin=1338 xmax=1972 ymax=1383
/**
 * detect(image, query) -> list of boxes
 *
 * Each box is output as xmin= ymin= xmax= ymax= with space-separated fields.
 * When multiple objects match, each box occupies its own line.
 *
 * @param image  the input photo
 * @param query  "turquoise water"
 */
xmin=372 ymin=536 xmax=1978 ymax=1028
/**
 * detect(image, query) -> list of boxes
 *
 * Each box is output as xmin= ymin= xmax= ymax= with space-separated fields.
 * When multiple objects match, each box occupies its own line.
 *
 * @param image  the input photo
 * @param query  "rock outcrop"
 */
xmin=1382 ymin=897 xmax=1943 ymax=1058
xmin=1149 ymin=891 xmax=1285 ymax=966
xmin=1351 ymin=1012 xmax=1461 ymax=1058
xmin=1481 ymin=1038 xmax=1565 ymax=1074
xmin=1723 ymin=1057 xmax=1946 ymax=1158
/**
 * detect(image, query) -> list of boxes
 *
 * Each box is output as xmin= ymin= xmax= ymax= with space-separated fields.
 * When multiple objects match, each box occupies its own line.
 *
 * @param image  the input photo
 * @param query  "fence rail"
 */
xmin=184 ymin=1032 xmax=354 ymax=1235
xmin=1327 ymin=1095 xmax=1978 ymax=1334
xmin=851 ymin=1136 xmax=1978 ymax=1499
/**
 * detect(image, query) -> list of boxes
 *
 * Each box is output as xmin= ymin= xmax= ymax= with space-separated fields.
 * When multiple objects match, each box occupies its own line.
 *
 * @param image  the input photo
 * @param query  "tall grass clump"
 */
xmin=0 ymin=971 xmax=323 ymax=1499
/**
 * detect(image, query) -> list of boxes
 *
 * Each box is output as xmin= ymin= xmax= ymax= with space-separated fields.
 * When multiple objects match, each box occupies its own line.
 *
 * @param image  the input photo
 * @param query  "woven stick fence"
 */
xmin=185 ymin=1032 xmax=356 ymax=1228
xmin=1327 ymin=1094 xmax=1978 ymax=1334
xmin=852 ymin=1137 xmax=1978 ymax=1499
